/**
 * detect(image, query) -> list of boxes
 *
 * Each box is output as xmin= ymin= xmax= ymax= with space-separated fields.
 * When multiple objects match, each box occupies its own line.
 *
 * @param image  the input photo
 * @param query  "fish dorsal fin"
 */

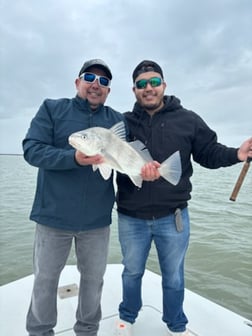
xmin=110 ymin=121 xmax=126 ymax=141
xmin=93 ymin=164 xmax=112 ymax=180
xmin=129 ymin=140 xmax=153 ymax=162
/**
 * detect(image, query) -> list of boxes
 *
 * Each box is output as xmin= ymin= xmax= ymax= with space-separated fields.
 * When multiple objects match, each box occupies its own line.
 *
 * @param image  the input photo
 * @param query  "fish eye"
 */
xmin=81 ymin=134 xmax=87 ymax=139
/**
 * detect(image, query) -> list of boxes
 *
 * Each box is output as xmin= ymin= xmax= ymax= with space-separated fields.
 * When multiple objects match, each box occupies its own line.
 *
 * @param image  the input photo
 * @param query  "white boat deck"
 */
xmin=0 ymin=264 xmax=251 ymax=335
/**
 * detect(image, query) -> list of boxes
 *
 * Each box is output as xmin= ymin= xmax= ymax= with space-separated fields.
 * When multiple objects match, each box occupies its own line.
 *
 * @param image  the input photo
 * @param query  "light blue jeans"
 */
xmin=118 ymin=208 xmax=189 ymax=333
xmin=26 ymin=224 xmax=110 ymax=336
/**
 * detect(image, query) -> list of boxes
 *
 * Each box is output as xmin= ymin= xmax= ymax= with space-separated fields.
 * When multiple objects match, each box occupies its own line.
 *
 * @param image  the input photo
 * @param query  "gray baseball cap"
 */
xmin=78 ymin=59 xmax=112 ymax=79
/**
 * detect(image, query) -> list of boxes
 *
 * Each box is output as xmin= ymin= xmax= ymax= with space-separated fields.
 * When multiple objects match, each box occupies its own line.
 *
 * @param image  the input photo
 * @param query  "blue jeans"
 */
xmin=26 ymin=224 xmax=110 ymax=336
xmin=118 ymin=208 xmax=189 ymax=332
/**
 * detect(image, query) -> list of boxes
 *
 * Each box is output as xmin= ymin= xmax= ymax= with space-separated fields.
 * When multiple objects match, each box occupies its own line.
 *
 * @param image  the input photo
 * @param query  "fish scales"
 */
xmin=98 ymin=129 xmax=146 ymax=174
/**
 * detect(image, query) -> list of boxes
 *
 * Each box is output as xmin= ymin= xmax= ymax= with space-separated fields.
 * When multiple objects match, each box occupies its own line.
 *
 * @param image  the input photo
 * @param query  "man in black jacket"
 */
xmin=115 ymin=60 xmax=252 ymax=336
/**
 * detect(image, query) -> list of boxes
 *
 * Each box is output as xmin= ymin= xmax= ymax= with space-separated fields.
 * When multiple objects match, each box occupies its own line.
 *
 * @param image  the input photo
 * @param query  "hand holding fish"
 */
xmin=141 ymin=161 xmax=161 ymax=181
xmin=75 ymin=150 xmax=104 ymax=166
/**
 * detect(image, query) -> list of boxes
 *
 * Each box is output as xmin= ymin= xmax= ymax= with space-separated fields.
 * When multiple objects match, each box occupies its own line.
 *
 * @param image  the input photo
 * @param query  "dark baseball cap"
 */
xmin=132 ymin=60 xmax=164 ymax=82
xmin=78 ymin=59 xmax=112 ymax=79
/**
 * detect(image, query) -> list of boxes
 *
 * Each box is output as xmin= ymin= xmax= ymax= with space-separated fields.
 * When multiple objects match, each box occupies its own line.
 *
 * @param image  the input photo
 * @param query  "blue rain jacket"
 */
xmin=23 ymin=95 xmax=124 ymax=231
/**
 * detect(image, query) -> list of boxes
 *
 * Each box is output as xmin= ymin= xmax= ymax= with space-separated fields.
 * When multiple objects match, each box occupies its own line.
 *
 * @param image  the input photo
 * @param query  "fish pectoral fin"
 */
xmin=110 ymin=121 xmax=126 ymax=141
xmin=92 ymin=164 xmax=112 ymax=180
xmin=159 ymin=151 xmax=182 ymax=186
xmin=97 ymin=164 xmax=113 ymax=180
xmin=129 ymin=175 xmax=143 ymax=188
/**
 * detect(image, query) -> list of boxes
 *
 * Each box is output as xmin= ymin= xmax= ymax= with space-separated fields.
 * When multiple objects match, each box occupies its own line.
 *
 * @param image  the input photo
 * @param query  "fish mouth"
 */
xmin=68 ymin=135 xmax=77 ymax=147
xmin=68 ymin=137 xmax=83 ymax=153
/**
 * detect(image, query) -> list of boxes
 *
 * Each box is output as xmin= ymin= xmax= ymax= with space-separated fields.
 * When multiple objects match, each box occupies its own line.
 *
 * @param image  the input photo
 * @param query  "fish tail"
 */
xmin=158 ymin=151 xmax=182 ymax=185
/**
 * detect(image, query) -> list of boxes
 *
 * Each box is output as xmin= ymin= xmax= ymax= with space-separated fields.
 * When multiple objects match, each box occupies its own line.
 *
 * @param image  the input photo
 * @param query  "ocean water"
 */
xmin=0 ymin=155 xmax=251 ymax=320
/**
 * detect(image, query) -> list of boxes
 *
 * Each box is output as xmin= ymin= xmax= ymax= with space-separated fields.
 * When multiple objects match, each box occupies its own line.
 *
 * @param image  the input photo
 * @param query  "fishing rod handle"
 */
xmin=229 ymin=160 xmax=250 ymax=201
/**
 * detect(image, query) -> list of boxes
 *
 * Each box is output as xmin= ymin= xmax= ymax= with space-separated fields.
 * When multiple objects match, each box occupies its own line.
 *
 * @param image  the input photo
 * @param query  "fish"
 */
xmin=68 ymin=121 xmax=182 ymax=188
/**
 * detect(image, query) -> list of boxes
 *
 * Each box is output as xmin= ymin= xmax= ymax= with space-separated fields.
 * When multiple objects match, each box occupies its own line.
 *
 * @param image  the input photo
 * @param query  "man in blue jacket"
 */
xmin=23 ymin=59 xmax=124 ymax=336
xmin=114 ymin=60 xmax=252 ymax=336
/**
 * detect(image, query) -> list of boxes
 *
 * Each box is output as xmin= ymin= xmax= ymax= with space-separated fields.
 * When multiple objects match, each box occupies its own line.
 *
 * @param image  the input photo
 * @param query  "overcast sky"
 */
xmin=1 ymin=0 xmax=251 ymax=154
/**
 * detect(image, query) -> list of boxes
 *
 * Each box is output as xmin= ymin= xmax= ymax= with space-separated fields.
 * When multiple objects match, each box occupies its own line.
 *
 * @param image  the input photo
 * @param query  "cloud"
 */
xmin=0 ymin=0 xmax=251 ymax=153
